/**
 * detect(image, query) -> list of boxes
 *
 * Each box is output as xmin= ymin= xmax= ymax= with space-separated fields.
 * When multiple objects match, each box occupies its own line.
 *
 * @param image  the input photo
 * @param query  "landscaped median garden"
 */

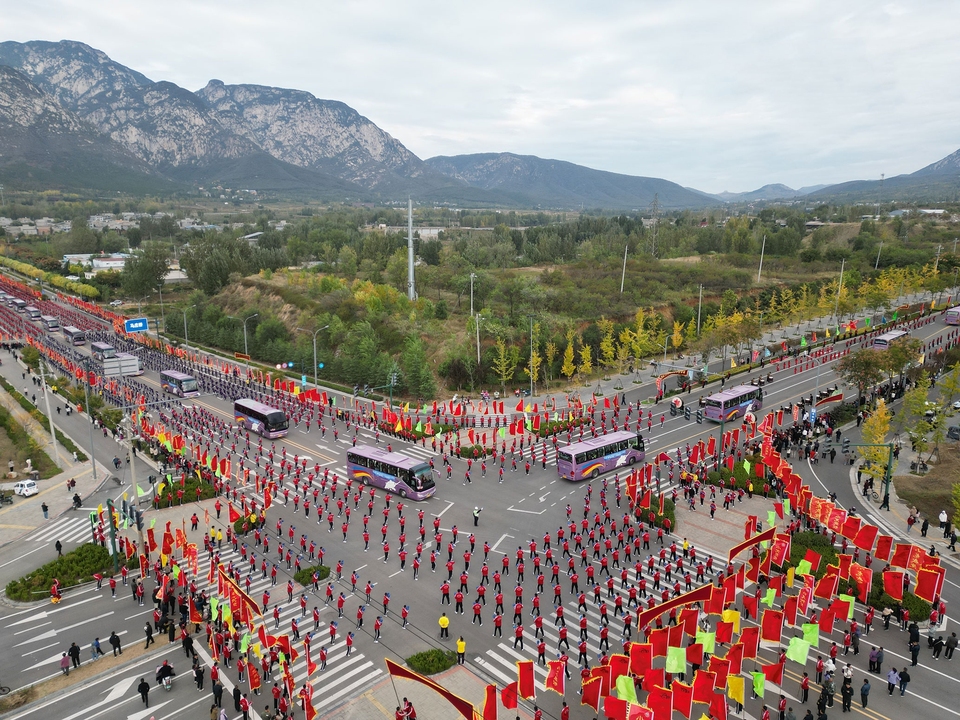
xmin=6 ymin=544 xmax=135 ymax=602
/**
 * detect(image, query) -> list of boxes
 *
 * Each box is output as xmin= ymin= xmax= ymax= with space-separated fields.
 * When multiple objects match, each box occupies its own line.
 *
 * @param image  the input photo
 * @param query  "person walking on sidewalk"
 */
xmin=144 ymin=623 xmax=155 ymax=648
xmin=138 ymin=677 xmax=150 ymax=707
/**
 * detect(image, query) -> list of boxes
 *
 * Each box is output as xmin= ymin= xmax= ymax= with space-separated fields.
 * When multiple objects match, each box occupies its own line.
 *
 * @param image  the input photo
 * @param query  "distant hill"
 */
xmin=808 ymin=147 xmax=960 ymax=204
xmin=0 ymin=64 xmax=169 ymax=193
xmin=425 ymin=152 xmax=715 ymax=209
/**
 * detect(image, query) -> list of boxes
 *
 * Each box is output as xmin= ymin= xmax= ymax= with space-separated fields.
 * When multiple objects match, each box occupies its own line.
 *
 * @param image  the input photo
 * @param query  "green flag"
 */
xmin=783 ymin=498 xmax=791 ymax=516
xmin=665 ymin=646 xmax=686 ymax=674
xmin=762 ymin=588 xmax=776 ymax=607
xmin=149 ymin=517 xmax=157 ymax=530
xmin=796 ymin=559 xmax=812 ymax=577
xmin=616 ymin=674 xmax=639 ymax=704
xmin=767 ymin=510 xmax=777 ymax=529
xmin=415 ymin=421 xmax=422 ymax=432
xmin=553 ymin=412 xmax=559 ymax=421
xmin=752 ymin=671 xmax=765 ymax=699
xmin=695 ymin=630 xmax=716 ymax=654
xmin=802 ymin=623 xmax=819 ymax=649
xmin=136 ymin=483 xmax=149 ymax=497
xmin=892 ymin=310 xmax=898 ymax=321
xmin=743 ymin=460 xmax=751 ymax=474
xmin=331 ymin=396 xmax=336 ymax=406
xmin=839 ymin=594 xmax=856 ymax=620
xmin=800 ymin=336 xmax=807 ymax=347
xmin=210 ymin=597 xmax=219 ymax=615
xmin=786 ymin=637 xmax=811 ymax=664
xmin=865 ymin=317 xmax=871 ymax=327
xmin=498 ymin=427 xmax=506 ymax=438
xmin=240 ymin=632 xmax=250 ymax=654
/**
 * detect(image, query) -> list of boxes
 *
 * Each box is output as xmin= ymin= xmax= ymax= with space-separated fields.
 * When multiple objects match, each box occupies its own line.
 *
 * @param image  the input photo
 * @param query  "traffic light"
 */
xmin=696 ymin=409 xmax=703 ymax=424
xmin=684 ymin=407 xmax=691 ymax=421
xmin=136 ymin=510 xmax=144 ymax=531
xmin=670 ymin=404 xmax=677 ymax=417
xmin=842 ymin=438 xmax=850 ymax=454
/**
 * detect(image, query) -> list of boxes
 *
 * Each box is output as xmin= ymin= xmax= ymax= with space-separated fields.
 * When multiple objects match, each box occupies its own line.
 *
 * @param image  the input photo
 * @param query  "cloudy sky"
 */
xmin=3 ymin=0 xmax=959 ymax=193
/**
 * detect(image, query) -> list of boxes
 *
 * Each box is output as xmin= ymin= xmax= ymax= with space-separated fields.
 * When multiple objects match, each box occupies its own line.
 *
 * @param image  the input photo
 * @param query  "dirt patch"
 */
xmin=893 ymin=448 xmax=959 ymax=523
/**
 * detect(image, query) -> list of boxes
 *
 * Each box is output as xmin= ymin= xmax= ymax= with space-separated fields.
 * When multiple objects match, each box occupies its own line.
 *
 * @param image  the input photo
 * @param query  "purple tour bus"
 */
xmin=346 ymin=445 xmax=436 ymax=500
xmin=703 ymin=384 xmax=763 ymax=422
xmin=557 ymin=430 xmax=646 ymax=481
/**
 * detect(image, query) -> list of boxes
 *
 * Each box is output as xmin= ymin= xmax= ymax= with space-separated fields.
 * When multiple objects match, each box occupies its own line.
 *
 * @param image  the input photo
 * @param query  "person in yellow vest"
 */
xmin=438 ymin=613 xmax=450 ymax=639
xmin=456 ymin=636 xmax=466 ymax=665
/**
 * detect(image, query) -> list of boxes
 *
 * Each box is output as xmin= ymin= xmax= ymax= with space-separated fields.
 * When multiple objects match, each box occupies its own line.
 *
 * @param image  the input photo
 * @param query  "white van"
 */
xmin=13 ymin=480 xmax=38 ymax=497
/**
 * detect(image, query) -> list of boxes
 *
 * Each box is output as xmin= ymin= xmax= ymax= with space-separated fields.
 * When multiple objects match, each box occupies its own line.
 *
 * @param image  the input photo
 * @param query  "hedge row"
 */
xmin=405 ymin=649 xmax=457 ymax=675
xmin=0 ymin=375 xmax=88 ymax=462
xmin=294 ymin=564 xmax=331 ymax=586
xmin=0 ymin=255 xmax=99 ymax=298
xmin=7 ymin=544 xmax=116 ymax=601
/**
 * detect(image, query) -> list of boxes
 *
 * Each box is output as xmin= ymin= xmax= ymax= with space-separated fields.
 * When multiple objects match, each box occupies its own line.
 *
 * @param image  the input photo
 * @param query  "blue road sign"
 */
xmin=124 ymin=317 xmax=149 ymax=333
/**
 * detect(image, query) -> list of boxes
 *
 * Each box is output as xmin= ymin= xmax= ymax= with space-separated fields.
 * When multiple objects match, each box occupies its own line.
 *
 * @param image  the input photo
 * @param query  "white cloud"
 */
xmin=2 ymin=0 xmax=959 ymax=193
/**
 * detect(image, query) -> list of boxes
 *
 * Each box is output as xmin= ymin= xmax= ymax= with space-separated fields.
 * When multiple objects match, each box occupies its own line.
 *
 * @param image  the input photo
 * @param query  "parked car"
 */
xmin=13 ymin=480 xmax=38 ymax=497
xmin=948 ymin=426 xmax=960 ymax=441
xmin=109 ymin=300 xmax=123 ymax=307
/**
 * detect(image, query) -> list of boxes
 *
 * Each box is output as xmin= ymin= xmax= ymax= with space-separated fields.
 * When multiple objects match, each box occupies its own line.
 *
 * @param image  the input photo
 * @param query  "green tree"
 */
xmin=858 ymin=399 xmax=891 ymax=478
xmin=578 ymin=343 xmax=592 ymax=382
xmin=492 ymin=337 xmax=519 ymax=396
xmin=121 ymin=241 xmax=169 ymax=297
xmin=882 ymin=337 xmax=922 ymax=384
xmin=526 ymin=348 xmax=542 ymax=395
xmin=598 ymin=318 xmax=616 ymax=373
xmin=561 ymin=331 xmax=576 ymax=382
xmin=836 ymin=349 xmax=885 ymax=407
xmin=400 ymin=336 xmax=437 ymax=400
xmin=671 ymin=320 xmax=685 ymax=356
xmin=937 ymin=363 xmax=960 ymax=407
xmin=337 ymin=245 xmax=358 ymax=279
xmin=544 ymin=341 xmax=558 ymax=385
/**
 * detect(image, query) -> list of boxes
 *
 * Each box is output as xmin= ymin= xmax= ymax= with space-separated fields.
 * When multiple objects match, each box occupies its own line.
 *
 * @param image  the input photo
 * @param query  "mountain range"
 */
xmin=0 ymin=40 xmax=959 ymax=208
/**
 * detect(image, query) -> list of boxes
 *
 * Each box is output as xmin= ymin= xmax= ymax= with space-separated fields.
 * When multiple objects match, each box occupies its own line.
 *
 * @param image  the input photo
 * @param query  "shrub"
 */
xmin=405 ymin=649 xmax=457 ymax=675
xmin=151 ymin=472 xmax=217 ymax=507
xmin=6 ymin=544 xmax=116 ymax=602
xmin=294 ymin=565 xmax=331 ymax=587
xmin=772 ymin=530 xmax=857 ymax=596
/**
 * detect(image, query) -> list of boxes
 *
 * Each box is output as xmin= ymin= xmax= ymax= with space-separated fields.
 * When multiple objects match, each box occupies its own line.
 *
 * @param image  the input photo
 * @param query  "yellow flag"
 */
xmin=731 ymin=358 xmax=737 ymax=368
xmin=160 ymin=553 xmax=168 ymax=567
xmin=825 ymin=327 xmax=830 ymax=337
xmin=727 ymin=675 xmax=745 ymax=705
xmin=525 ymin=403 xmax=532 ymax=413
xmin=403 ymin=402 xmax=409 ymax=413
xmin=721 ymin=609 xmax=741 ymax=634
xmin=931 ymin=300 xmax=936 ymax=310
xmin=97 ymin=502 xmax=104 ymax=516
xmin=395 ymin=419 xmax=402 ymax=432
xmin=786 ymin=566 xmax=795 ymax=588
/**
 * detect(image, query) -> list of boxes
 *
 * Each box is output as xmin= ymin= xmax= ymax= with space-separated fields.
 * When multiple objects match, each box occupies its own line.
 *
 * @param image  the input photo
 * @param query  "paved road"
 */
xmin=1 ymin=296 xmax=959 ymax=719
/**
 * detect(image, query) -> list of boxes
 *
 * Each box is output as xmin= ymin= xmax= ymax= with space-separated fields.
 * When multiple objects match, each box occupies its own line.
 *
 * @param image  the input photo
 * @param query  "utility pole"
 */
xmin=875 ymin=241 xmax=883 ymax=270
xmin=935 ymin=244 xmax=943 ymax=273
xmin=833 ymin=258 xmax=845 ymax=325
xmin=406 ymin=198 xmax=416 ymax=301
xmin=469 ymin=272 xmax=476 ymax=316
xmin=757 ymin=234 xmax=766 ymax=283
xmin=528 ymin=315 xmax=535 ymax=399
xmin=37 ymin=359 xmax=62 ymax=468
xmin=620 ymin=244 xmax=628 ymax=294
xmin=82 ymin=358 xmax=98 ymax=482
xmin=876 ymin=173 xmax=884 ymax=218
xmin=475 ymin=316 xmax=482 ymax=365
xmin=648 ymin=194 xmax=660 ymax=258
xmin=697 ymin=284 xmax=703 ymax=335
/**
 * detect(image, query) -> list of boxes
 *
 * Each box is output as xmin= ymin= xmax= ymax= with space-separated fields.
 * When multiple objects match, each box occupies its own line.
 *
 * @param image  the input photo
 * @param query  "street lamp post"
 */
xmin=37 ymin=359 xmax=62 ymax=468
xmin=528 ymin=315 xmax=535 ymax=399
xmin=469 ymin=273 xmax=477 ymax=317
xmin=82 ymin=358 xmax=98 ymax=482
xmin=137 ymin=296 xmax=149 ymax=315
xmin=181 ymin=304 xmax=196 ymax=349
xmin=475 ymin=315 xmax=483 ymax=365
xmin=297 ymin=325 xmax=330 ymax=389
xmin=242 ymin=313 xmax=258 ymax=374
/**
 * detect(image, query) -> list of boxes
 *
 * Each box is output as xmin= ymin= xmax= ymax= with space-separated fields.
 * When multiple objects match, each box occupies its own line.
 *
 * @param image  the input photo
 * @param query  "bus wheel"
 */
xmin=591 ymin=468 xmax=600 ymax=479
xmin=627 ymin=457 xmax=636 ymax=466
xmin=399 ymin=490 xmax=407 ymax=499
xmin=361 ymin=475 xmax=369 ymax=485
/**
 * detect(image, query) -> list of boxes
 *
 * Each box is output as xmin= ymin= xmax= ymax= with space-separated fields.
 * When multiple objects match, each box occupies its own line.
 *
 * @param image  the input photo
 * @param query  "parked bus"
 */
xmin=90 ymin=342 xmax=116 ymax=361
xmin=703 ymin=384 xmax=763 ymax=422
xmin=25 ymin=306 xmax=41 ymax=320
xmin=40 ymin=315 xmax=60 ymax=330
xmin=346 ymin=445 xmax=437 ymax=500
xmin=11 ymin=298 xmax=27 ymax=313
xmin=872 ymin=329 xmax=909 ymax=350
xmin=557 ymin=430 xmax=646 ymax=481
xmin=62 ymin=325 xmax=86 ymax=345
xmin=945 ymin=306 xmax=960 ymax=325
xmin=234 ymin=398 xmax=288 ymax=439
xmin=160 ymin=369 xmax=199 ymax=397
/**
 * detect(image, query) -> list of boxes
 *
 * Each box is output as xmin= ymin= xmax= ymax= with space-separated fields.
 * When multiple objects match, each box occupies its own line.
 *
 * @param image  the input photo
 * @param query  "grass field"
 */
xmin=893 ymin=447 xmax=959 ymax=525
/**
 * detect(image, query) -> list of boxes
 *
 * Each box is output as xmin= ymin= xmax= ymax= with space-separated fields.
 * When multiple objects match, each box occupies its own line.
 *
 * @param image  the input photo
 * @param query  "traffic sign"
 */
xmin=124 ymin=317 xmax=148 ymax=333
xmin=234 ymin=352 xmax=250 ymax=361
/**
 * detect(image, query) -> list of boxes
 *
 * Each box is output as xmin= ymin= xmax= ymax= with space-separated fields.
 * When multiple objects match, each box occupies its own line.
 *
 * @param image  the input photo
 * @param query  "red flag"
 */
xmin=761 ymin=661 xmax=784 ymax=684
xmin=707 ymin=436 xmax=716 ymax=457
xmin=803 ymin=548 xmax=822 ymax=571
xmin=761 ymin=609 xmax=783 ymax=642
xmin=853 ymin=524 xmax=878 ymax=552
xmin=647 ymin=685 xmax=673 ymax=720
xmin=517 ymin=660 xmax=535 ymax=699
xmin=693 ymin=670 xmax=718 ymax=703
xmin=890 ymin=543 xmax=912 ymax=569
xmin=915 ymin=567 xmax=944 ymax=603
xmin=501 ymin=682 xmax=518 ymax=710
xmin=228 ymin=503 xmax=241 ymax=524
xmin=673 ymin=681 xmax=693 ymax=718
xmin=739 ymin=628 xmax=760 ymax=659
xmin=581 ymin=676 xmax=602 ymax=712
xmin=482 ymin=684 xmax=498 ymax=720
xmin=545 ymin=660 xmax=566 ymax=696
xmin=818 ymin=609 xmax=835 ymax=634
xmin=874 ymin=534 xmax=893 ymax=561
xmin=305 ymin=641 xmax=317 ymax=676
xmin=883 ymin=570 xmax=904 ymax=601
xmin=629 ymin=642 xmax=653 ymax=675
